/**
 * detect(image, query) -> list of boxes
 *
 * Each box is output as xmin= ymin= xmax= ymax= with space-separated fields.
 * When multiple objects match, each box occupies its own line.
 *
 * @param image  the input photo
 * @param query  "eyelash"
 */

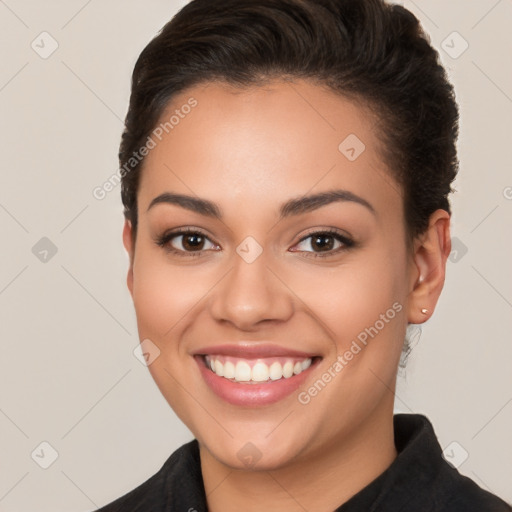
xmin=155 ymin=227 xmax=356 ymax=259
xmin=155 ymin=228 xmax=218 ymax=259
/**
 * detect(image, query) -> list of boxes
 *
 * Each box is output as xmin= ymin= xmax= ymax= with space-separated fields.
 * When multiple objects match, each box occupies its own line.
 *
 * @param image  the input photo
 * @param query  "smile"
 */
xmin=195 ymin=353 xmax=322 ymax=406
xmin=204 ymin=354 xmax=314 ymax=383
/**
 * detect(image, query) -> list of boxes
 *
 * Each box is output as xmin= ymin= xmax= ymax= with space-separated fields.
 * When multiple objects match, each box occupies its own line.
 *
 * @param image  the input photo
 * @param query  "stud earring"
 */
xmin=421 ymin=308 xmax=428 ymax=314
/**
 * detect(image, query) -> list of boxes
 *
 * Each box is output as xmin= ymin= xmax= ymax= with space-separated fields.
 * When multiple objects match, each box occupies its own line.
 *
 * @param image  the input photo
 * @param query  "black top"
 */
xmin=95 ymin=414 xmax=511 ymax=511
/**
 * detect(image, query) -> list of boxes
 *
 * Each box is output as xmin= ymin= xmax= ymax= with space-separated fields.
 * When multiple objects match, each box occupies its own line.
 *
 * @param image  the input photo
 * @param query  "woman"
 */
xmin=97 ymin=0 xmax=511 ymax=510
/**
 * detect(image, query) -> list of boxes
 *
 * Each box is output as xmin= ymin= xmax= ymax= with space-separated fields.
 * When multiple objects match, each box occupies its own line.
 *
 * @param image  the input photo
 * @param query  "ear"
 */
xmin=406 ymin=209 xmax=452 ymax=324
xmin=122 ymin=219 xmax=134 ymax=298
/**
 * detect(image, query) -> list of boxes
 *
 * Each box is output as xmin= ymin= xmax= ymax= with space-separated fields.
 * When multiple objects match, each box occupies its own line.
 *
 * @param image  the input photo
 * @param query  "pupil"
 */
xmin=184 ymin=234 xmax=203 ymax=250
xmin=313 ymin=234 xmax=333 ymax=251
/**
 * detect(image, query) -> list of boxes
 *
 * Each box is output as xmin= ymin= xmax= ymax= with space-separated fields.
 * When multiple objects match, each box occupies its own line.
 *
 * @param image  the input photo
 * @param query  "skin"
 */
xmin=122 ymin=79 xmax=451 ymax=511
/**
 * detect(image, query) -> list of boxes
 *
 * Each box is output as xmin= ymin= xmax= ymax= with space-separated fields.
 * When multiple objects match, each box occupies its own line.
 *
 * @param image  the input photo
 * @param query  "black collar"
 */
xmin=98 ymin=413 xmax=511 ymax=511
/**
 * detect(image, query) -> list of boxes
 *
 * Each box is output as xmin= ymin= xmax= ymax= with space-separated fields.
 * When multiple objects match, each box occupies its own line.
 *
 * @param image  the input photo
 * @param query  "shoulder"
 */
xmin=431 ymin=456 xmax=511 ymax=512
xmin=393 ymin=414 xmax=511 ymax=512
xmin=95 ymin=439 xmax=203 ymax=512
xmin=94 ymin=466 xmax=164 ymax=512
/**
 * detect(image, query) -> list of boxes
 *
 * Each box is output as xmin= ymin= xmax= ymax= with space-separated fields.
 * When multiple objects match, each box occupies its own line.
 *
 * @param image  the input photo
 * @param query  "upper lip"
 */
xmin=192 ymin=343 xmax=320 ymax=359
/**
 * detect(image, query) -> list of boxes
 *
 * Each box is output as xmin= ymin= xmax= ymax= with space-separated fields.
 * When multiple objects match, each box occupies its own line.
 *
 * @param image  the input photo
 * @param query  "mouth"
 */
xmin=199 ymin=354 xmax=321 ymax=384
xmin=194 ymin=353 xmax=323 ymax=406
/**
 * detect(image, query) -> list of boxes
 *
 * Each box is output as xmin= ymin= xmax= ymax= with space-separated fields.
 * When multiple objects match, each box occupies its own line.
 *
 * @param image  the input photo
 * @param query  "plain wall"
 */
xmin=0 ymin=0 xmax=510 ymax=509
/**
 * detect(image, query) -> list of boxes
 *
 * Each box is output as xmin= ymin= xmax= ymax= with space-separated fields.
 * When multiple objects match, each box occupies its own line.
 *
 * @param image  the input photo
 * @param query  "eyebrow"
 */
xmin=147 ymin=189 xmax=376 ymax=219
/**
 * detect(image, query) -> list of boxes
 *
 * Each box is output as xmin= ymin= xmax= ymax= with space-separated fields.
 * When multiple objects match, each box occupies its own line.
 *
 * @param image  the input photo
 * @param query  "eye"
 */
xmin=290 ymin=229 xmax=355 ymax=258
xmin=155 ymin=228 xmax=219 ymax=257
xmin=155 ymin=227 xmax=355 ymax=259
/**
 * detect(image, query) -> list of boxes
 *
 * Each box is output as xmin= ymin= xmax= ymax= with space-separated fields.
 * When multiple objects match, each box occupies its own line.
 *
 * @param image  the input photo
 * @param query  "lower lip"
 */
xmin=195 ymin=355 xmax=320 ymax=407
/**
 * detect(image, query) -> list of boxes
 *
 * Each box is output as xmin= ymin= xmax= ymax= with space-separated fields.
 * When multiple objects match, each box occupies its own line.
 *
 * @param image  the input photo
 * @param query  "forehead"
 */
xmin=137 ymin=79 xmax=402 ymax=223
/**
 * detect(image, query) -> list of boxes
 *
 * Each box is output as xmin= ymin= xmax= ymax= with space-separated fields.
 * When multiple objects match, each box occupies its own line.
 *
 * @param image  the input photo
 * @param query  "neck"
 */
xmin=199 ymin=405 xmax=397 ymax=512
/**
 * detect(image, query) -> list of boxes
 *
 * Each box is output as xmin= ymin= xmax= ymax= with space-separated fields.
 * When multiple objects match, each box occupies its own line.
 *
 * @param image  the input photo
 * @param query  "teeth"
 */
xmin=251 ymin=362 xmax=269 ymax=382
xmin=204 ymin=355 xmax=314 ymax=383
xmin=235 ymin=361 xmax=251 ymax=381
xmin=224 ymin=360 xmax=236 ymax=379
xmin=269 ymin=362 xmax=283 ymax=381
xmin=301 ymin=358 xmax=312 ymax=370
xmin=282 ymin=361 xmax=294 ymax=378
xmin=214 ymin=359 xmax=224 ymax=377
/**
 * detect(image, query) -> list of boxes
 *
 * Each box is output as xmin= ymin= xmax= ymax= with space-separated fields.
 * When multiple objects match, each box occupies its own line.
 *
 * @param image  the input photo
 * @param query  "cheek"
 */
xmin=131 ymin=250 xmax=213 ymax=340
xmin=130 ymin=251 xmax=211 ymax=423
xmin=296 ymin=252 xmax=407 ymax=397
xmin=286 ymin=249 xmax=406 ymax=345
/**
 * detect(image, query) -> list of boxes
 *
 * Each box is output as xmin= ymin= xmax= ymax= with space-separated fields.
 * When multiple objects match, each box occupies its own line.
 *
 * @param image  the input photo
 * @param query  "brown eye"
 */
xmin=179 ymin=233 xmax=206 ymax=251
xmin=310 ymin=233 xmax=336 ymax=252
xmin=291 ymin=230 xmax=354 ymax=258
xmin=155 ymin=228 xmax=218 ymax=257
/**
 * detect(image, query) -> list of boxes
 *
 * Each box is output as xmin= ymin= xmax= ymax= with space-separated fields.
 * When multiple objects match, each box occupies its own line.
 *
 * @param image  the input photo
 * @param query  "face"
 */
xmin=123 ymin=79 xmax=435 ymax=471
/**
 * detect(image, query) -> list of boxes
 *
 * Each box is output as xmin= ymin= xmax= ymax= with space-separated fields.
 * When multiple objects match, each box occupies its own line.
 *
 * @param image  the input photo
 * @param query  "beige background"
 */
xmin=0 ymin=0 xmax=511 ymax=510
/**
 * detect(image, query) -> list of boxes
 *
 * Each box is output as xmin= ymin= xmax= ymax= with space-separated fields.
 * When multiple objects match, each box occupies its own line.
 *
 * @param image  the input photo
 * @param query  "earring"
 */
xmin=421 ymin=308 xmax=428 ymax=314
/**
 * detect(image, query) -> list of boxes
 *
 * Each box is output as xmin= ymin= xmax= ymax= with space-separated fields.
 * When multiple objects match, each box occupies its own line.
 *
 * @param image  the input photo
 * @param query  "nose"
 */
xmin=209 ymin=250 xmax=294 ymax=331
